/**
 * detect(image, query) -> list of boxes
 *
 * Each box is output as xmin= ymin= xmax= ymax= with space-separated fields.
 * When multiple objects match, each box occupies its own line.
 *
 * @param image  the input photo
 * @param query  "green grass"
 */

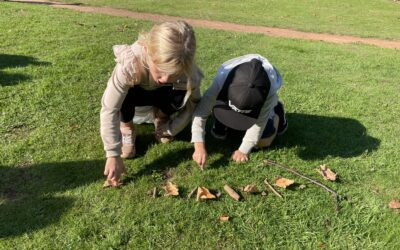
xmin=1 ymin=2 xmax=400 ymax=249
xmin=60 ymin=0 xmax=400 ymax=40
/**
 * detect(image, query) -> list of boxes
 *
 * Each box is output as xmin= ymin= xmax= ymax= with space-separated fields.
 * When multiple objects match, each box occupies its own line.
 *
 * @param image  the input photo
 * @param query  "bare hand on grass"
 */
xmin=103 ymin=156 xmax=126 ymax=187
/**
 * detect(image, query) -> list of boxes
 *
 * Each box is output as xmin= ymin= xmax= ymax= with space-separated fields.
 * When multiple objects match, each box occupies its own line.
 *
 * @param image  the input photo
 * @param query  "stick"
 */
xmin=187 ymin=187 xmax=197 ymax=199
xmin=263 ymin=159 xmax=340 ymax=211
xmin=223 ymin=184 xmax=240 ymax=201
xmin=263 ymin=178 xmax=283 ymax=199
xmin=152 ymin=187 xmax=157 ymax=198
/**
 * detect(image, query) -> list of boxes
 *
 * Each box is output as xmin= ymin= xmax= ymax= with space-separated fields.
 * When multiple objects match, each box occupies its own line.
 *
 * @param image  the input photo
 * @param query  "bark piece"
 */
xmin=223 ymin=184 xmax=240 ymax=201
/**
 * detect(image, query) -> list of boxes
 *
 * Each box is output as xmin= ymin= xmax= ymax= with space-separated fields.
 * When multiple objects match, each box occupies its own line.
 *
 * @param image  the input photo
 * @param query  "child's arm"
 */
xmin=238 ymin=93 xmax=278 ymax=155
xmin=100 ymin=63 xmax=132 ymax=157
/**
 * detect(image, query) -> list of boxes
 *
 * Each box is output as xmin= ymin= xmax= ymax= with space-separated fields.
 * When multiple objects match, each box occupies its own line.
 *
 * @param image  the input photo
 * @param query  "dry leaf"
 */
xmin=219 ymin=215 xmax=230 ymax=221
xmin=216 ymin=191 xmax=222 ymax=199
xmin=318 ymin=164 xmax=337 ymax=181
xmin=389 ymin=199 xmax=400 ymax=209
xmin=299 ymin=184 xmax=306 ymax=190
xmin=261 ymin=191 xmax=268 ymax=196
xmin=243 ymin=184 xmax=258 ymax=193
xmin=103 ymin=179 xmax=122 ymax=188
xmin=275 ymin=177 xmax=294 ymax=188
xmin=196 ymin=187 xmax=216 ymax=201
xmin=163 ymin=181 xmax=179 ymax=196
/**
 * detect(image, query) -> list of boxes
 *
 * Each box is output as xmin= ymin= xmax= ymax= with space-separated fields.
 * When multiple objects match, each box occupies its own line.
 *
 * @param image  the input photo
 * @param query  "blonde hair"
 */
xmin=138 ymin=20 xmax=196 ymax=79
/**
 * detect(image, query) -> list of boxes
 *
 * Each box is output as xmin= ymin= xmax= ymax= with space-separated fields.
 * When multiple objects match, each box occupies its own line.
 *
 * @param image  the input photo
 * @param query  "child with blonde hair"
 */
xmin=100 ymin=21 xmax=203 ymax=186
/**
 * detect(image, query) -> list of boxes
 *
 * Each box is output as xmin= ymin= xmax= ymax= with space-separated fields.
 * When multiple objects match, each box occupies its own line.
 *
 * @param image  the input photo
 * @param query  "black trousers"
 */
xmin=120 ymin=86 xmax=186 ymax=123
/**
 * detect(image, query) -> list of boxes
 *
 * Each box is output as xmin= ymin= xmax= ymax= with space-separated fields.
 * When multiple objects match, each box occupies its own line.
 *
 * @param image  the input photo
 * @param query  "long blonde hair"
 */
xmin=138 ymin=20 xmax=196 ymax=81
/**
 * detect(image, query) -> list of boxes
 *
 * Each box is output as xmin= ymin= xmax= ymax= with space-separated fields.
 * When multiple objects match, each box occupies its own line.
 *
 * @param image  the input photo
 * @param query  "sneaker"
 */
xmin=274 ymin=101 xmax=288 ymax=135
xmin=121 ymin=126 xmax=136 ymax=159
xmin=211 ymin=120 xmax=227 ymax=140
xmin=153 ymin=114 xmax=173 ymax=144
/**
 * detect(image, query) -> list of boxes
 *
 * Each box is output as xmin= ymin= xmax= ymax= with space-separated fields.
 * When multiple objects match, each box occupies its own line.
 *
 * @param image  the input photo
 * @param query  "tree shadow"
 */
xmin=0 ymin=54 xmax=51 ymax=86
xmin=0 ymin=160 xmax=104 ymax=238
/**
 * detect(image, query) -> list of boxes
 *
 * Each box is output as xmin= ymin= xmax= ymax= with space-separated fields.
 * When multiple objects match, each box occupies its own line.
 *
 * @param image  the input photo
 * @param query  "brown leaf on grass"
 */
xmin=261 ymin=191 xmax=268 ymax=196
xmin=219 ymin=215 xmax=230 ymax=221
xmin=299 ymin=184 xmax=307 ymax=190
xmin=103 ymin=179 xmax=122 ymax=188
xmin=243 ymin=184 xmax=258 ymax=193
xmin=163 ymin=181 xmax=179 ymax=196
xmin=274 ymin=177 xmax=294 ymax=189
xmin=389 ymin=199 xmax=400 ymax=209
xmin=318 ymin=164 xmax=337 ymax=181
xmin=196 ymin=187 xmax=216 ymax=201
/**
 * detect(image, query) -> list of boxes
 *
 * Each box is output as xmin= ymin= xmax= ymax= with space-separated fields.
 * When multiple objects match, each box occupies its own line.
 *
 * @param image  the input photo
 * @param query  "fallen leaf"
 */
xmin=389 ymin=199 xmax=400 ymax=209
xmin=299 ymin=184 xmax=306 ymax=190
xmin=243 ymin=184 xmax=258 ymax=193
xmin=216 ymin=191 xmax=222 ymax=199
xmin=318 ymin=164 xmax=337 ymax=181
xmin=163 ymin=181 xmax=179 ymax=196
xmin=219 ymin=215 xmax=230 ymax=221
xmin=196 ymin=187 xmax=216 ymax=201
xmin=274 ymin=177 xmax=294 ymax=189
xmin=261 ymin=191 xmax=268 ymax=196
xmin=103 ymin=179 xmax=122 ymax=188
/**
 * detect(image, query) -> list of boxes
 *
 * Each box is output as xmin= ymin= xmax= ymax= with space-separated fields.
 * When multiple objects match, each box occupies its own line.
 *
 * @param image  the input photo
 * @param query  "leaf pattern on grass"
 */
xmin=318 ymin=164 xmax=337 ymax=181
xmin=163 ymin=181 xmax=179 ymax=196
xmin=389 ymin=199 xmax=400 ymax=209
xmin=219 ymin=215 xmax=230 ymax=221
xmin=196 ymin=187 xmax=216 ymax=201
xmin=274 ymin=177 xmax=294 ymax=189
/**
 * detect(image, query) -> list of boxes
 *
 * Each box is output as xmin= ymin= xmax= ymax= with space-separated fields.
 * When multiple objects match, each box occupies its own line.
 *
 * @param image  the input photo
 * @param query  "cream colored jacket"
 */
xmin=100 ymin=42 xmax=203 ymax=157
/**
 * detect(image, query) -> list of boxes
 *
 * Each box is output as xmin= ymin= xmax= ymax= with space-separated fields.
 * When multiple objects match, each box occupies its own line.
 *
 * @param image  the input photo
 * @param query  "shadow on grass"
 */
xmin=0 ymin=160 xmax=104 ymax=238
xmin=0 ymin=54 xmax=51 ymax=86
xmin=271 ymin=113 xmax=380 ymax=160
xmin=178 ymin=112 xmax=380 ymax=165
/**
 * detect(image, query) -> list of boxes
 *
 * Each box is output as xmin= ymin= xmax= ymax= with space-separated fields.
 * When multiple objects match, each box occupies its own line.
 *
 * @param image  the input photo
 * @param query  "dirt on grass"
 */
xmin=7 ymin=0 xmax=400 ymax=49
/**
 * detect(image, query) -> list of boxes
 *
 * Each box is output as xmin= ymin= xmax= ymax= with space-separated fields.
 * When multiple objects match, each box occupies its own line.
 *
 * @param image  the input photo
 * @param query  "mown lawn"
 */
xmin=1 ymin=2 xmax=400 ymax=249
xmin=60 ymin=0 xmax=400 ymax=40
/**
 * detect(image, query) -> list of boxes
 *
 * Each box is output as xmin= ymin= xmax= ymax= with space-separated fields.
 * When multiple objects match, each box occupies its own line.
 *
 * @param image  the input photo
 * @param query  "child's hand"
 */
xmin=104 ymin=156 xmax=126 ymax=186
xmin=192 ymin=142 xmax=207 ymax=170
xmin=232 ymin=150 xmax=249 ymax=163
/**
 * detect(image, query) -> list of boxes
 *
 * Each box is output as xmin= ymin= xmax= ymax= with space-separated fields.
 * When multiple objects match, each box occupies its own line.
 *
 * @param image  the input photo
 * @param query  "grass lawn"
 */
xmin=1 ymin=2 xmax=400 ymax=249
xmin=60 ymin=0 xmax=400 ymax=40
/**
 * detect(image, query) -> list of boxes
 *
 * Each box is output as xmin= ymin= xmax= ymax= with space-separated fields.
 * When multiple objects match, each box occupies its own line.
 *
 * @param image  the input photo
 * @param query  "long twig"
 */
xmin=263 ymin=178 xmax=283 ymax=199
xmin=264 ymin=159 xmax=341 ymax=212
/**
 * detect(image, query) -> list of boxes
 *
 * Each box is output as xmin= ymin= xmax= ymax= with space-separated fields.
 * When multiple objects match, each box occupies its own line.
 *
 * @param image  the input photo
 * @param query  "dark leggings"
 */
xmin=120 ymin=86 xmax=186 ymax=122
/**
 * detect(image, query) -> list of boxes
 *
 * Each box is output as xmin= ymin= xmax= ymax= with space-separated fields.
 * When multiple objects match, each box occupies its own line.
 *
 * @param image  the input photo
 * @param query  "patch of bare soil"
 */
xmin=7 ymin=0 xmax=400 ymax=49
